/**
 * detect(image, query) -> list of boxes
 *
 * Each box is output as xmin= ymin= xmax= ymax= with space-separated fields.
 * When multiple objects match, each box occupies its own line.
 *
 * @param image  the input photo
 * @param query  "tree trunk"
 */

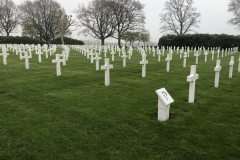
xmin=118 ymin=33 xmax=121 ymax=47
xmin=60 ymin=34 xmax=64 ymax=45
xmin=7 ymin=32 xmax=9 ymax=36
xmin=101 ymin=38 xmax=105 ymax=45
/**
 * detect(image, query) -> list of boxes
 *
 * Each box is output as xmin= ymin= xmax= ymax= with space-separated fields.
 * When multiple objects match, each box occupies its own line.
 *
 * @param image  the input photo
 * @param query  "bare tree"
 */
xmin=21 ymin=19 xmax=38 ymax=38
xmin=122 ymin=31 xmax=139 ymax=46
xmin=228 ymin=0 xmax=240 ymax=29
xmin=54 ymin=8 xmax=74 ymax=44
xmin=110 ymin=0 xmax=145 ymax=47
xmin=0 ymin=0 xmax=20 ymax=36
xmin=160 ymin=0 xmax=200 ymax=35
xmin=140 ymin=30 xmax=150 ymax=46
xmin=19 ymin=0 xmax=63 ymax=44
xmin=74 ymin=0 xmax=117 ymax=45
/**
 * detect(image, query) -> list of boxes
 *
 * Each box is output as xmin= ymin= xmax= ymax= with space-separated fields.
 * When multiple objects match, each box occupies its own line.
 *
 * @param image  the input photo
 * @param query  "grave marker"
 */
xmin=155 ymin=88 xmax=174 ymax=121
xmin=121 ymin=53 xmax=127 ymax=67
xmin=214 ymin=59 xmax=222 ymax=88
xmin=101 ymin=58 xmax=113 ymax=86
xmin=183 ymin=52 xmax=187 ymax=68
xmin=229 ymin=56 xmax=234 ymax=78
xmin=52 ymin=54 xmax=64 ymax=76
xmin=165 ymin=53 xmax=171 ymax=72
xmin=93 ymin=52 xmax=101 ymax=70
xmin=140 ymin=54 xmax=148 ymax=77
xmin=187 ymin=65 xmax=199 ymax=103
xmin=20 ymin=51 xmax=31 ymax=69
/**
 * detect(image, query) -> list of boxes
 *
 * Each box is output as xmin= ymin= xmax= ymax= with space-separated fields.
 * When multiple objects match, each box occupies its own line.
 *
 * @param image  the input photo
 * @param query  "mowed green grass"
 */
xmin=0 ymin=47 xmax=240 ymax=160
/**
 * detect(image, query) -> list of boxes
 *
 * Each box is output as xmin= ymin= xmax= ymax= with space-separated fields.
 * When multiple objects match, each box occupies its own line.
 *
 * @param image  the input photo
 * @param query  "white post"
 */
xmin=187 ymin=65 xmax=199 ymax=103
xmin=165 ymin=53 xmax=171 ymax=72
xmin=180 ymin=51 xmax=183 ymax=59
xmin=36 ymin=48 xmax=43 ymax=62
xmin=195 ymin=51 xmax=199 ymax=64
xmin=183 ymin=52 xmax=187 ymax=68
xmin=157 ymin=50 xmax=161 ymax=62
xmin=101 ymin=58 xmax=113 ymax=86
xmin=111 ymin=51 xmax=115 ymax=61
xmin=214 ymin=59 xmax=222 ymax=88
xmin=140 ymin=54 xmax=148 ymax=77
xmin=121 ymin=53 xmax=127 ymax=67
xmin=229 ymin=56 xmax=234 ymax=78
xmin=204 ymin=51 xmax=208 ymax=62
xmin=93 ymin=53 xmax=101 ymax=71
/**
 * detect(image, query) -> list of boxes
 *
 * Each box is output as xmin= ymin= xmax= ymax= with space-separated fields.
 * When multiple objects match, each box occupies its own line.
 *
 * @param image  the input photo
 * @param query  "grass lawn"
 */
xmin=0 ymin=47 xmax=240 ymax=160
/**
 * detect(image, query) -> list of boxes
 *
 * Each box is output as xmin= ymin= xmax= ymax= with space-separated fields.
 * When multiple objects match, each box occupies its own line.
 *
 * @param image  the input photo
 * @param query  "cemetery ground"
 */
xmin=0 ymin=47 xmax=240 ymax=160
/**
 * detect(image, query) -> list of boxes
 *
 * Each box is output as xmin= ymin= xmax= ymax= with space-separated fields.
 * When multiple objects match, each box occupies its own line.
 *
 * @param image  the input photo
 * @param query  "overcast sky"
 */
xmin=13 ymin=0 xmax=239 ymax=44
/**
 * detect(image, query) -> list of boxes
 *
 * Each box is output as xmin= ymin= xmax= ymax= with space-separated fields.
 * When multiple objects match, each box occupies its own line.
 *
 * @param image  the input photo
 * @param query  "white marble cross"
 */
xmin=214 ymin=59 xmax=222 ymax=88
xmin=52 ymin=54 xmax=64 ymax=76
xmin=157 ymin=49 xmax=161 ymax=62
xmin=152 ymin=47 xmax=156 ymax=57
xmin=93 ymin=52 xmax=101 ymax=70
xmin=217 ymin=49 xmax=220 ymax=58
xmin=195 ymin=51 xmax=199 ymax=64
xmin=89 ymin=51 xmax=95 ymax=64
xmin=187 ymin=65 xmax=199 ymax=103
xmin=110 ymin=49 xmax=115 ymax=61
xmin=140 ymin=54 xmax=148 ymax=77
xmin=36 ymin=48 xmax=43 ymax=62
xmin=180 ymin=49 xmax=183 ymax=59
xmin=204 ymin=51 xmax=208 ymax=62
xmin=211 ymin=50 xmax=214 ymax=60
xmin=183 ymin=52 xmax=187 ymax=68
xmin=165 ymin=53 xmax=171 ymax=72
xmin=101 ymin=58 xmax=113 ymax=86
xmin=121 ymin=53 xmax=127 ymax=67
xmin=59 ymin=49 xmax=68 ymax=66
xmin=229 ymin=56 xmax=234 ymax=78
xmin=20 ymin=51 xmax=31 ymax=69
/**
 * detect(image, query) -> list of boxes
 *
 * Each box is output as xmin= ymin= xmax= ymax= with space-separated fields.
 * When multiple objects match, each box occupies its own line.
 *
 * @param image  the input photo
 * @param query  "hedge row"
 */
xmin=158 ymin=34 xmax=240 ymax=49
xmin=0 ymin=36 xmax=44 ymax=44
xmin=0 ymin=36 xmax=84 ymax=45
xmin=50 ymin=37 xmax=84 ymax=45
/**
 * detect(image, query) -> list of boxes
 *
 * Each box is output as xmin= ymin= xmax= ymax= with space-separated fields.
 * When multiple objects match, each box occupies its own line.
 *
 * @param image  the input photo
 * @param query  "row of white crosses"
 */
xmin=70 ymin=45 xmax=240 ymax=89
xmin=0 ymin=45 xmax=9 ymax=65
xmin=187 ymin=55 xmax=240 ymax=103
xmin=0 ymin=43 xmax=57 ymax=69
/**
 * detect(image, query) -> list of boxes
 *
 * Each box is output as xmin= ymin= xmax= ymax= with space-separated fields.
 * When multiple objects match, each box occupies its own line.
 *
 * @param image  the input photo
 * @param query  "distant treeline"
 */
xmin=158 ymin=34 xmax=240 ymax=49
xmin=0 ymin=36 xmax=84 ymax=45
